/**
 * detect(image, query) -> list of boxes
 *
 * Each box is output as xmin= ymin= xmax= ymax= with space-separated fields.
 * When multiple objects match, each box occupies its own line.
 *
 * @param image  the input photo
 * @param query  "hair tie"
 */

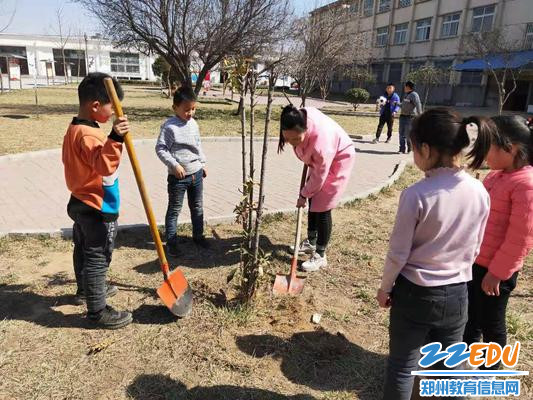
xmin=462 ymin=122 xmax=479 ymax=155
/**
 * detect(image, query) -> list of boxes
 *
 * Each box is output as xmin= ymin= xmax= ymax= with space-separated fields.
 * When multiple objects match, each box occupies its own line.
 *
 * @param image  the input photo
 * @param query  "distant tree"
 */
xmin=79 ymin=0 xmax=291 ymax=95
xmin=406 ymin=65 xmax=447 ymax=108
xmin=345 ymin=88 xmax=369 ymax=111
xmin=50 ymin=6 xmax=72 ymax=84
xmin=349 ymin=67 xmax=375 ymax=88
xmin=465 ymin=28 xmax=525 ymax=114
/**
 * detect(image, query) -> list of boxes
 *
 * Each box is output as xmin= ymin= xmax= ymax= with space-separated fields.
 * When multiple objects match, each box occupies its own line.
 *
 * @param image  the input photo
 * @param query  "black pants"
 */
xmin=463 ymin=263 xmax=518 ymax=370
xmin=68 ymin=202 xmax=117 ymax=314
xmin=376 ymin=113 xmax=394 ymax=140
xmin=383 ymin=275 xmax=468 ymax=400
xmin=307 ymin=206 xmax=332 ymax=256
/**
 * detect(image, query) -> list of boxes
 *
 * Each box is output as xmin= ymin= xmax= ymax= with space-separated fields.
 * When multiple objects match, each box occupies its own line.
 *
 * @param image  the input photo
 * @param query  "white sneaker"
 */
xmin=301 ymin=253 xmax=327 ymax=272
xmin=290 ymin=239 xmax=316 ymax=255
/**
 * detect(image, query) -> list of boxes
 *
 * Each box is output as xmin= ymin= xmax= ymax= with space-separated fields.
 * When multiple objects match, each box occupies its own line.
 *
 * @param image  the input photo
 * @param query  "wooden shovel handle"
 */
xmin=292 ymin=164 xmax=309 ymax=261
xmin=103 ymin=78 xmax=170 ymax=277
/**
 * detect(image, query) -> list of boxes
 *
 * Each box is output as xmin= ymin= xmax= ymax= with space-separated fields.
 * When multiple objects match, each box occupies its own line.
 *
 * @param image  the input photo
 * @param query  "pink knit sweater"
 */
xmin=476 ymin=165 xmax=533 ymax=280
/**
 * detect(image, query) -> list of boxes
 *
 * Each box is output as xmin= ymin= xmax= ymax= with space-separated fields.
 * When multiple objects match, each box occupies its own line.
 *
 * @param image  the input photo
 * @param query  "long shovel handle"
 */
xmin=104 ymin=78 xmax=170 ymax=278
xmin=290 ymin=165 xmax=308 ymax=280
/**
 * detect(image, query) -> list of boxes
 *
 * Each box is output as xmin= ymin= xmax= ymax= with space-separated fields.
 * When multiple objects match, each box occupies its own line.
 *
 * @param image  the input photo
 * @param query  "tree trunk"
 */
xmin=248 ymin=73 xmax=256 ymax=248
xmin=62 ymin=49 xmax=67 ymax=85
xmin=251 ymin=69 xmax=275 ymax=271
xmin=423 ymin=84 xmax=430 ymax=109
xmin=235 ymin=97 xmax=244 ymax=116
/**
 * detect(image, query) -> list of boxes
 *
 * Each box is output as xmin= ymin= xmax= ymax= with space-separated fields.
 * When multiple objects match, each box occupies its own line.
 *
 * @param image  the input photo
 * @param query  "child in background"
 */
xmin=156 ymin=86 xmax=209 ymax=257
xmin=62 ymin=72 xmax=132 ymax=329
xmin=372 ymin=83 xmax=400 ymax=144
xmin=463 ymin=116 xmax=533 ymax=369
xmin=377 ymin=108 xmax=492 ymax=399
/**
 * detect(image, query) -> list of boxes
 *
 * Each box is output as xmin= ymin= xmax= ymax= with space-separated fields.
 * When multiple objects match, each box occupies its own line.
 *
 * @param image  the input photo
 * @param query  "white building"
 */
xmin=0 ymin=33 xmax=157 ymax=81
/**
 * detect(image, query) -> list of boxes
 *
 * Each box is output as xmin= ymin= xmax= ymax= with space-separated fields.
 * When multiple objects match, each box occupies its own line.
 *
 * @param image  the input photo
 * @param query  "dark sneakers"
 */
xmin=73 ymin=284 xmax=119 ymax=306
xmin=166 ymin=243 xmax=181 ymax=257
xmin=193 ymin=236 xmax=211 ymax=249
xmin=88 ymin=305 xmax=132 ymax=329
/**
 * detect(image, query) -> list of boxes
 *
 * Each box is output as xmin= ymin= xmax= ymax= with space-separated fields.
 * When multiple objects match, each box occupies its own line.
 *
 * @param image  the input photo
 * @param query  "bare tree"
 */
xmin=406 ymin=65 xmax=447 ymax=108
xmin=51 ymin=6 xmax=72 ymax=85
xmin=233 ymin=57 xmax=284 ymax=302
xmin=465 ymin=28 xmax=524 ymax=114
xmin=79 ymin=0 xmax=291 ymax=95
xmin=286 ymin=5 xmax=363 ymax=107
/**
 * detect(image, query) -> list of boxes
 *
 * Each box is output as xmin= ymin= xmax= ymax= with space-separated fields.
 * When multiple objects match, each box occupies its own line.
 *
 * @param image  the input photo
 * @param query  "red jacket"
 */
xmin=476 ymin=165 xmax=533 ymax=280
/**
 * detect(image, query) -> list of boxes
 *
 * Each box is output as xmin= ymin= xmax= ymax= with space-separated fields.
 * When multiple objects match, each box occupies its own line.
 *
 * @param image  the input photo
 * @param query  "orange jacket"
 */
xmin=62 ymin=117 xmax=123 ymax=216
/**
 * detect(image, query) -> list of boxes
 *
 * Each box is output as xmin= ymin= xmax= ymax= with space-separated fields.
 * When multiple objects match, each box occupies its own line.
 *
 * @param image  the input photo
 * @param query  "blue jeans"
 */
xmin=398 ymin=115 xmax=413 ymax=153
xmin=383 ymin=275 xmax=468 ymax=400
xmin=165 ymin=169 xmax=204 ymax=246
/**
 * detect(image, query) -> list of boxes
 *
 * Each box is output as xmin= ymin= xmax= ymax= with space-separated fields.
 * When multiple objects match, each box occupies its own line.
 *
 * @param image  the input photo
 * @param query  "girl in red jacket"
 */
xmin=464 ymin=116 xmax=533 ymax=369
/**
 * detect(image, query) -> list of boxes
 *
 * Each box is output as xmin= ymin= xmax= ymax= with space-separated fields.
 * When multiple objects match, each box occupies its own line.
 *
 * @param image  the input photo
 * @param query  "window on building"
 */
xmin=372 ymin=63 xmax=385 ymax=82
xmin=394 ymin=23 xmax=408 ymax=45
xmin=441 ymin=12 xmax=461 ymax=38
xmin=378 ymin=0 xmax=390 ymax=13
xmin=398 ymin=0 xmax=411 ymax=8
xmin=415 ymin=18 xmax=432 ymax=42
xmin=461 ymin=70 xmax=483 ymax=85
xmin=110 ymin=52 xmax=140 ymax=73
xmin=52 ymin=48 xmax=86 ymax=77
xmin=409 ymin=62 xmax=425 ymax=73
xmin=0 ymin=46 xmax=29 ymax=75
xmin=525 ymin=23 xmax=533 ymax=50
xmin=363 ymin=0 xmax=374 ymax=17
xmin=472 ymin=5 xmax=495 ymax=33
xmin=376 ymin=26 xmax=389 ymax=47
xmin=349 ymin=1 xmax=359 ymax=14
xmin=388 ymin=63 xmax=403 ymax=83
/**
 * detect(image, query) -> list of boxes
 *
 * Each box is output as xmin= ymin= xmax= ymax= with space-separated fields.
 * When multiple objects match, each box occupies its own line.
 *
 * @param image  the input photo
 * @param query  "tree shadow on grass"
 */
xmin=127 ymin=374 xmax=317 ymax=400
xmin=132 ymin=234 xmax=289 ymax=273
xmin=236 ymin=330 xmax=385 ymax=400
xmin=0 ymin=283 xmax=88 ymax=329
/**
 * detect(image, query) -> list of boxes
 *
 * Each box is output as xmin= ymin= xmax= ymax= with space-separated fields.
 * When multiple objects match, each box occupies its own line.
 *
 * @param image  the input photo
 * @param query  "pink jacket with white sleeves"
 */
xmin=476 ymin=165 xmax=533 ymax=280
xmin=293 ymin=107 xmax=356 ymax=212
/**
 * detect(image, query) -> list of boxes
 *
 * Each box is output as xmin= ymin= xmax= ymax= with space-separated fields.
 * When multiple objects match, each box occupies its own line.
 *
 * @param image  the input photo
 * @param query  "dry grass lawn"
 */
xmin=0 ymin=166 xmax=531 ymax=400
xmin=0 ymin=86 xmax=377 ymax=155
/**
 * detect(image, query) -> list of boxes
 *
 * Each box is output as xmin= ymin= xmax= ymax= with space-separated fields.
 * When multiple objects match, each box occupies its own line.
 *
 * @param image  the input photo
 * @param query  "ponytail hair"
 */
xmin=278 ymin=105 xmax=307 ymax=153
xmin=410 ymin=108 xmax=495 ymax=163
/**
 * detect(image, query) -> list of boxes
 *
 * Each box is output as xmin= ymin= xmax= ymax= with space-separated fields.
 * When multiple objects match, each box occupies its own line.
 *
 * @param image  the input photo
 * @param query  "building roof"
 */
xmin=454 ymin=50 xmax=533 ymax=71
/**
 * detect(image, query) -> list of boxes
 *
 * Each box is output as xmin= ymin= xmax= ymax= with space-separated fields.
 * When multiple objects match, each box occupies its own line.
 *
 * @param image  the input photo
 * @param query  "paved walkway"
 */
xmin=0 ymin=136 xmax=409 ymax=236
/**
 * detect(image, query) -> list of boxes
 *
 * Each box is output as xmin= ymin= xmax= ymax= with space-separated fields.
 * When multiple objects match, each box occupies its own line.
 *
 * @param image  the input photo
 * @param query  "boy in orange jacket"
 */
xmin=62 ymin=72 xmax=131 ymax=329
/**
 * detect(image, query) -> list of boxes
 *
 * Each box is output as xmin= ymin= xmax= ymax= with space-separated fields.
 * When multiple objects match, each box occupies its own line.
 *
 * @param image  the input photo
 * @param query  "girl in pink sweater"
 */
xmin=278 ymin=105 xmax=355 ymax=272
xmin=377 ymin=109 xmax=492 ymax=399
xmin=463 ymin=115 xmax=533 ymax=370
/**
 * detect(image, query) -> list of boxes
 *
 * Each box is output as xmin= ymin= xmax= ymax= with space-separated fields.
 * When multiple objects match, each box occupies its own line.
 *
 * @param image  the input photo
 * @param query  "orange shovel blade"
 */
xmin=272 ymin=273 xmax=306 ymax=295
xmin=156 ymin=268 xmax=193 ymax=317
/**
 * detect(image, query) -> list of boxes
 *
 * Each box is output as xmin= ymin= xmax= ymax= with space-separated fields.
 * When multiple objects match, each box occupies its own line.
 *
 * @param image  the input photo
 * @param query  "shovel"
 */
xmin=104 ymin=78 xmax=193 ymax=317
xmin=272 ymin=165 xmax=308 ymax=295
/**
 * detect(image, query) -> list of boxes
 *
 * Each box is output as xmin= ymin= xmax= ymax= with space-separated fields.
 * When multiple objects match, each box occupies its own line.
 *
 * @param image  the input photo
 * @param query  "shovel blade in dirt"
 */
xmin=272 ymin=165 xmax=308 ymax=296
xmin=157 ymin=268 xmax=193 ymax=317
xmin=273 ymin=259 xmax=306 ymax=295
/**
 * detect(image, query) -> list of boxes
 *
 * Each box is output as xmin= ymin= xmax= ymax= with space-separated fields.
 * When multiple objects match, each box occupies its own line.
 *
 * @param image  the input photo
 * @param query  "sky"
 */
xmin=1 ymin=0 xmax=338 ymax=36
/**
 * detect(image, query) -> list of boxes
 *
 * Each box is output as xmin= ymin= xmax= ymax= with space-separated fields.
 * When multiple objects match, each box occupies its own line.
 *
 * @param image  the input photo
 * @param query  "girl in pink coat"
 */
xmin=464 ymin=115 xmax=533 ymax=370
xmin=278 ymin=105 xmax=355 ymax=272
